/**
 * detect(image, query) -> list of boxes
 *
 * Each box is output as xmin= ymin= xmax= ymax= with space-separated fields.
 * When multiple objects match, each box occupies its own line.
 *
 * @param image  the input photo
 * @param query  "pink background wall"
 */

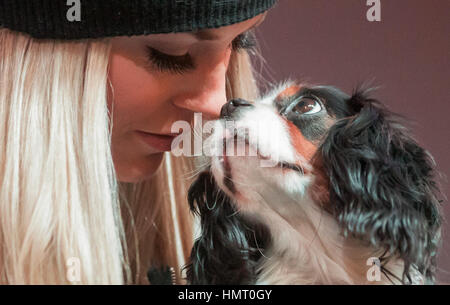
xmin=256 ymin=0 xmax=450 ymax=283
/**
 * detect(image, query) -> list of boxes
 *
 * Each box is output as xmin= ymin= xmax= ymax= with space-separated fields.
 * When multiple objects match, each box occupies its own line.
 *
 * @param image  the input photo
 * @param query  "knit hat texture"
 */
xmin=0 ymin=0 xmax=277 ymax=40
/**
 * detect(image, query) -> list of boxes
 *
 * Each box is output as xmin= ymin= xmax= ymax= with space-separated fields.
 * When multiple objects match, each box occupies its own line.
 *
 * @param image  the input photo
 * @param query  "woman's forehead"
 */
xmin=141 ymin=13 xmax=266 ymax=44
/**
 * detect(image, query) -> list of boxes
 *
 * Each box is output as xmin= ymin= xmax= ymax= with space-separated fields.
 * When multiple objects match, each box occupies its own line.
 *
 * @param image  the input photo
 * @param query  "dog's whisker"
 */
xmin=180 ymin=164 xmax=212 ymax=180
xmin=222 ymin=175 xmax=263 ymax=188
xmin=207 ymin=183 xmax=221 ymax=211
xmin=226 ymin=208 xmax=240 ymax=218
xmin=179 ymin=159 xmax=212 ymax=179
xmin=252 ymin=229 xmax=271 ymax=260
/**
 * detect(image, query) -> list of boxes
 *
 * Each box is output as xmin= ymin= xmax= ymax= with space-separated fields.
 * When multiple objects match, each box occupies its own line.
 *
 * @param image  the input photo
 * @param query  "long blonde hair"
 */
xmin=0 ymin=27 xmax=260 ymax=284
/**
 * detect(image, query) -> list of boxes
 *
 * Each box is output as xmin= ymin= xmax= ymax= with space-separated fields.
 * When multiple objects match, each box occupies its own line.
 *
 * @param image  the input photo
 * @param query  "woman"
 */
xmin=0 ymin=0 xmax=277 ymax=284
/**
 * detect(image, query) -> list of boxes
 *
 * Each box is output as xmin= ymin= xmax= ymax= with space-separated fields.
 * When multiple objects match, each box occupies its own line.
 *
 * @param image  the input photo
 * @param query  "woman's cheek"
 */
xmin=109 ymin=54 xmax=167 ymax=131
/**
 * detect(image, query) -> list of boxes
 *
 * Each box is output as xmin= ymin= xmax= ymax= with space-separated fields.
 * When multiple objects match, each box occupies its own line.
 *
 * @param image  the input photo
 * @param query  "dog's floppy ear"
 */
xmin=184 ymin=170 xmax=269 ymax=284
xmin=318 ymin=89 xmax=443 ymax=283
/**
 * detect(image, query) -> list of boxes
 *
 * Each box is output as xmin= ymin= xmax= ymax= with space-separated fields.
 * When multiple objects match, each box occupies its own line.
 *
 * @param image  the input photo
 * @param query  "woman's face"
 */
xmin=108 ymin=14 xmax=266 ymax=183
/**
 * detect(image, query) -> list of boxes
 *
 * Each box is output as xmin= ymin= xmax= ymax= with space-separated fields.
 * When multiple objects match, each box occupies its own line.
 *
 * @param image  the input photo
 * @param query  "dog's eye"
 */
xmin=292 ymin=97 xmax=322 ymax=115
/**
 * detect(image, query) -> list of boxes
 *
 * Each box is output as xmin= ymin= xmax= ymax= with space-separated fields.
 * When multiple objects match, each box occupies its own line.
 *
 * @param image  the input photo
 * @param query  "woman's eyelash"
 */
xmin=145 ymin=31 xmax=257 ymax=74
xmin=146 ymin=46 xmax=195 ymax=74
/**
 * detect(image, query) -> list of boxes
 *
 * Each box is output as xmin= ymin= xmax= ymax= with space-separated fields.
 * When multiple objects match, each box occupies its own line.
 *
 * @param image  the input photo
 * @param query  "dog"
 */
xmin=185 ymin=82 xmax=443 ymax=285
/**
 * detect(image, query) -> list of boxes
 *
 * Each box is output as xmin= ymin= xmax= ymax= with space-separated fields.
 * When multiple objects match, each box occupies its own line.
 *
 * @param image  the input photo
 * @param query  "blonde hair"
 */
xmin=0 ymin=27 xmax=260 ymax=284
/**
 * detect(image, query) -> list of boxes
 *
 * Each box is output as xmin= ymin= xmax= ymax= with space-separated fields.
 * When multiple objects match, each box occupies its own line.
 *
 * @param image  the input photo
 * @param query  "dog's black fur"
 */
xmin=185 ymin=171 xmax=271 ymax=284
xmin=185 ymin=86 xmax=443 ymax=284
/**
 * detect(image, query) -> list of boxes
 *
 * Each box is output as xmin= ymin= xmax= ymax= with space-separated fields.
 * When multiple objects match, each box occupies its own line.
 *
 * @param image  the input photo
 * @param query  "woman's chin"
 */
xmin=115 ymin=153 xmax=164 ymax=183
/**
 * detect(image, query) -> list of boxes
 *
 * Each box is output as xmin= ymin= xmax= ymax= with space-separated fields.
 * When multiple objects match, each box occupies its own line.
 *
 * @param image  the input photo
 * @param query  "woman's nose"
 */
xmin=172 ymin=54 xmax=230 ymax=120
xmin=174 ymin=87 xmax=226 ymax=121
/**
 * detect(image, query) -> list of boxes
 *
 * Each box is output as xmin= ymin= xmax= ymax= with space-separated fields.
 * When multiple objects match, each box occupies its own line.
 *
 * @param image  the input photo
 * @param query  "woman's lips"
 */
xmin=135 ymin=131 xmax=178 ymax=152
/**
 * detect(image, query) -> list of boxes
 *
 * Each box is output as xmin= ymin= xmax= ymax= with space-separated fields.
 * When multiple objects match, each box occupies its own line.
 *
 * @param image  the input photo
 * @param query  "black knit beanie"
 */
xmin=0 ymin=0 xmax=277 ymax=40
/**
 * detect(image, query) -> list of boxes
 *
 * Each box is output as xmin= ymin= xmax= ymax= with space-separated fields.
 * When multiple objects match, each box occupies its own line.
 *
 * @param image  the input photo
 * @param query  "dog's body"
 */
xmin=186 ymin=83 xmax=442 ymax=285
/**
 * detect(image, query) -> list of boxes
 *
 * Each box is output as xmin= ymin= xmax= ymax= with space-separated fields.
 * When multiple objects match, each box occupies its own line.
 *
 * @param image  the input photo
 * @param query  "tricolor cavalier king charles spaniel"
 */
xmin=185 ymin=83 xmax=443 ymax=285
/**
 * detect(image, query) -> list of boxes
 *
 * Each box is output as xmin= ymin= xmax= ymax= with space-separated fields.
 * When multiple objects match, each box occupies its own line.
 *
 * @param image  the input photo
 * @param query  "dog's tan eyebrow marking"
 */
xmin=276 ymin=85 xmax=302 ymax=101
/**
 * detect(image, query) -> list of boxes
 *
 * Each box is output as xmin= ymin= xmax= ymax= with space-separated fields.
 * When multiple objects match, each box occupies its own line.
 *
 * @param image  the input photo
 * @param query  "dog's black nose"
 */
xmin=220 ymin=98 xmax=253 ymax=118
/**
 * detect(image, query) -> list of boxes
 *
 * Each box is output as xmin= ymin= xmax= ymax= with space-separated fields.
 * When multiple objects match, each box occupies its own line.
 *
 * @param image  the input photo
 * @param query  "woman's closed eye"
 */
xmin=146 ymin=47 xmax=195 ymax=75
xmin=145 ymin=31 xmax=257 ymax=74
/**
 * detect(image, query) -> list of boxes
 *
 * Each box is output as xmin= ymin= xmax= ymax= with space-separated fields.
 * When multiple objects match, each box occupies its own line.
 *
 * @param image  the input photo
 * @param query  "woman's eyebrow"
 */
xmin=192 ymin=30 xmax=221 ymax=41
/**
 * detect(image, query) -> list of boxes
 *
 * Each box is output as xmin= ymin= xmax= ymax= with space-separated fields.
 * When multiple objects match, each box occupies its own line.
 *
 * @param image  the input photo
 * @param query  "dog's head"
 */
xmin=186 ymin=82 xmax=442 ymax=284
